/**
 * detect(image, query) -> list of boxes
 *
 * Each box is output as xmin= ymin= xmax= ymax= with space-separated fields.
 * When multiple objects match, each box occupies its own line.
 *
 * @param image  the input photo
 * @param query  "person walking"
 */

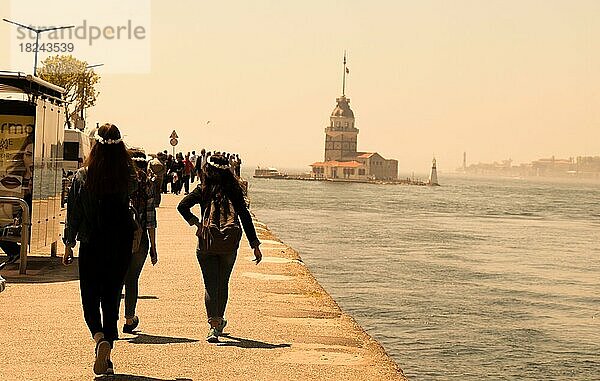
xmin=170 ymin=153 xmax=184 ymax=195
xmin=182 ymin=153 xmax=194 ymax=194
xmin=63 ymin=123 xmax=137 ymax=376
xmin=147 ymin=152 xmax=166 ymax=207
xmin=163 ymin=154 xmax=173 ymax=194
xmin=190 ymin=150 xmax=197 ymax=183
xmin=195 ymin=148 xmax=206 ymax=181
xmin=235 ymin=154 xmax=242 ymax=177
xmin=177 ymin=154 xmax=262 ymax=343
xmin=123 ymin=150 xmax=159 ymax=334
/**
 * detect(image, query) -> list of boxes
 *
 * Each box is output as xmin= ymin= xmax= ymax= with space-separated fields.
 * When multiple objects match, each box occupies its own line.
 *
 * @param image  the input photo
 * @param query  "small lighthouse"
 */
xmin=428 ymin=157 xmax=440 ymax=186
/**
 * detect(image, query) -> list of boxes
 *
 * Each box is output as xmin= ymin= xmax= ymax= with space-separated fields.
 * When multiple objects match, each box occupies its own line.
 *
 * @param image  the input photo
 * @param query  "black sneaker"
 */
xmin=215 ymin=318 xmax=227 ymax=336
xmin=106 ymin=360 xmax=114 ymax=375
xmin=123 ymin=316 xmax=139 ymax=334
xmin=206 ymin=327 xmax=219 ymax=343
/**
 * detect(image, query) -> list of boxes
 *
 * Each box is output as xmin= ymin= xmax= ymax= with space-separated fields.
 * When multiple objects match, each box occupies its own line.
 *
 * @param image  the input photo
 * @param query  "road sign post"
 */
xmin=170 ymin=130 xmax=178 ymax=156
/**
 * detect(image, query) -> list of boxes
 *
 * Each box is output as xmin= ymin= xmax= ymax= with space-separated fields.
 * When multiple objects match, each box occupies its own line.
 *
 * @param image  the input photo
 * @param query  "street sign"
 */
xmin=170 ymin=138 xmax=178 ymax=146
xmin=170 ymin=130 xmax=178 ymax=139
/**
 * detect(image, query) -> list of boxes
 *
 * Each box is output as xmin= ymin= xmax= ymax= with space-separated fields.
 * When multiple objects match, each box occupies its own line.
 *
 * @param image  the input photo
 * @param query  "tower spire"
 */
xmin=342 ymin=50 xmax=347 ymax=96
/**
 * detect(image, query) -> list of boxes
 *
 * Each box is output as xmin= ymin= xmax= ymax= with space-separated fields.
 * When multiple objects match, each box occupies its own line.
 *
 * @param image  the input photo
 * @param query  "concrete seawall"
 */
xmin=0 ymin=193 xmax=406 ymax=380
xmin=247 ymin=216 xmax=407 ymax=380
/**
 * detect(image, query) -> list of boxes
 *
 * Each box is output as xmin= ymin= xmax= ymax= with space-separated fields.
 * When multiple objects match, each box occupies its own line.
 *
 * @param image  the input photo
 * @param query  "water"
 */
xmin=248 ymin=174 xmax=600 ymax=381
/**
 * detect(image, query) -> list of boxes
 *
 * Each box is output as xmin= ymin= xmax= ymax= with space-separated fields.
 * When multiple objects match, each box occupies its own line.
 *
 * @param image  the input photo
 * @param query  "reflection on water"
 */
xmin=249 ymin=175 xmax=600 ymax=381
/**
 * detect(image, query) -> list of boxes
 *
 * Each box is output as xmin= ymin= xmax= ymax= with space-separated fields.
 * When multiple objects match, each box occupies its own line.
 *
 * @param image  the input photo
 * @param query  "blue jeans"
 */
xmin=196 ymin=251 xmax=237 ymax=323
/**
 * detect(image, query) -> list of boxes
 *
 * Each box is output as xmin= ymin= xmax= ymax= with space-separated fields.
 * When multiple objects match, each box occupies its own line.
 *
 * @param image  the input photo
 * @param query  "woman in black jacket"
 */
xmin=177 ymin=154 xmax=262 ymax=342
xmin=169 ymin=153 xmax=185 ymax=195
xmin=63 ymin=123 xmax=136 ymax=376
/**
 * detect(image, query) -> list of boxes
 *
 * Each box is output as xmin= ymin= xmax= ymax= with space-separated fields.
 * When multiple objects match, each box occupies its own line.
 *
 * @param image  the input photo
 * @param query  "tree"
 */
xmin=37 ymin=55 xmax=100 ymax=129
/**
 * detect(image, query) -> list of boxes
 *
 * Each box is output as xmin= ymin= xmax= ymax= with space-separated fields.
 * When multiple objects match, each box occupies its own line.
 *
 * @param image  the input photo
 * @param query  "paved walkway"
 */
xmin=0 ymin=193 xmax=406 ymax=381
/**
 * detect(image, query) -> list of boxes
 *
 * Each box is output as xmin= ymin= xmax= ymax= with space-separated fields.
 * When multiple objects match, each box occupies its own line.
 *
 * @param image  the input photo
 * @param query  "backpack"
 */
xmin=199 ymin=195 xmax=242 ymax=254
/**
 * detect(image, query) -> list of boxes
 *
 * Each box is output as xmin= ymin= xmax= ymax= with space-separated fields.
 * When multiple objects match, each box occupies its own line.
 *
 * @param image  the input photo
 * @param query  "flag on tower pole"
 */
xmin=346 ymin=67 xmax=350 ymax=74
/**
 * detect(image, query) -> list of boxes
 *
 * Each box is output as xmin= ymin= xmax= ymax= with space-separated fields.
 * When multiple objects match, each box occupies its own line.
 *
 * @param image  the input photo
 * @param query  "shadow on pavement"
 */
xmin=95 ymin=375 xmax=192 ymax=381
xmin=217 ymin=335 xmax=291 ymax=349
xmin=125 ymin=333 xmax=199 ymax=345
xmin=0 ymin=256 xmax=79 ymax=284
xmin=120 ymin=294 xmax=159 ymax=300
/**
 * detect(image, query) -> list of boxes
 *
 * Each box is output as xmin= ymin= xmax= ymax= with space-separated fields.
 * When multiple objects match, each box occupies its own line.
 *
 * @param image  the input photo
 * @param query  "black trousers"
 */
xmin=79 ymin=236 xmax=132 ymax=346
xmin=123 ymin=231 xmax=149 ymax=319
xmin=161 ymin=175 xmax=169 ymax=194
xmin=182 ymin=175 xmax=190 ymax=194
xmin=196 ymin=251 xmax=237 ymax=322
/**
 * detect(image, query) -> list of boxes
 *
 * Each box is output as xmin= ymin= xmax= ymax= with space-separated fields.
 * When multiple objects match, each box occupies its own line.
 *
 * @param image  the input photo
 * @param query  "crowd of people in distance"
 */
xmin=150 ymin=149 xmax=243 ymax=197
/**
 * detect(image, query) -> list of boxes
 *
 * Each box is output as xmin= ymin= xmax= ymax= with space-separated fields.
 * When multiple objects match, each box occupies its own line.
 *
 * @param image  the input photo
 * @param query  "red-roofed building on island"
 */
xmin=310 ymin=59 xmax=398 ymax=181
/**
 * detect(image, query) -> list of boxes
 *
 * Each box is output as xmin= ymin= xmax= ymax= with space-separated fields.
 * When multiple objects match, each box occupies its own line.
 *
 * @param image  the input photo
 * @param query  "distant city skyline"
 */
xmin=2 ymin=0 xmax=599 ymax=173
xmin=460 ymin=152 xmax=600 ymax=168
xmin=461 ymin=154 xmax=600 ymax=179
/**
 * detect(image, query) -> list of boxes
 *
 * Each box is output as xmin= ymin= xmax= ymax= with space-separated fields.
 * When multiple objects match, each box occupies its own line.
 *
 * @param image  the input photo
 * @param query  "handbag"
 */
xmin=129 ymin=205 xmax=143 ymax=253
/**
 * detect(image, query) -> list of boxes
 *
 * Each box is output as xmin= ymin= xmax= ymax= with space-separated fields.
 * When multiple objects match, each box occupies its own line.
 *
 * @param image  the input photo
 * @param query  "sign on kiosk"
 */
xmin=0 ymin=116 xmax=34 ymax=193
xmin=0 ymin=114 xmax=35 ymax=227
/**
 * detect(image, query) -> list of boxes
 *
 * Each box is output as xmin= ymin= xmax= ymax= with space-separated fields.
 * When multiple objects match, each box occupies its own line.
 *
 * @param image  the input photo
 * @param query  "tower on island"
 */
xmin=324 ymin=53 xmax=358 ymax=161
xmin=311 ymin=52 xmax=398 ymax=181
xmin=324 ymin=95 xmax=358 ymax=161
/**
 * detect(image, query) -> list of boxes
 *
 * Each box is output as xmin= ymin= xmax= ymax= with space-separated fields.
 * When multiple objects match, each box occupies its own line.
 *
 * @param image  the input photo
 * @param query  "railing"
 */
xmin=0 ymin=197 xmax=31 ymax=275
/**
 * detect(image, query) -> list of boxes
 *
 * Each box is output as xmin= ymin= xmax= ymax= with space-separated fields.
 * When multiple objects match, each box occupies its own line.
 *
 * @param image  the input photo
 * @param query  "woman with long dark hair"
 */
xmin=177 ymin=153 xmax=262 ymax=342
xmin=63 ymin=123 xmax=136 ymax=376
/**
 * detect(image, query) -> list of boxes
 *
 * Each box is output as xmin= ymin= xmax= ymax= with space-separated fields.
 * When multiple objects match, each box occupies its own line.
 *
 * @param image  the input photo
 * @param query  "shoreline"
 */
xmin=254 ymin=175 xmax=428 ymax=186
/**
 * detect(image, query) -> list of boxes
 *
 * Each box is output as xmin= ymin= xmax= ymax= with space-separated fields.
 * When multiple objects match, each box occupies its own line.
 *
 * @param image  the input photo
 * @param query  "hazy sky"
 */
xmin=2 ymin=0 xmax=599 ymax=173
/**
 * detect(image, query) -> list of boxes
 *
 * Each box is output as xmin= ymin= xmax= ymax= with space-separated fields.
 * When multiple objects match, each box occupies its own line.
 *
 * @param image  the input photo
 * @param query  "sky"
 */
xmin=2 ymin=0 xmax=599 ymax=173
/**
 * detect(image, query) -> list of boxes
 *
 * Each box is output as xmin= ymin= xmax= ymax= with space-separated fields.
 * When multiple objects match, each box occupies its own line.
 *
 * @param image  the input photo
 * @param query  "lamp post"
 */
xmin=2 ymin=18 xmax=74 ymax=76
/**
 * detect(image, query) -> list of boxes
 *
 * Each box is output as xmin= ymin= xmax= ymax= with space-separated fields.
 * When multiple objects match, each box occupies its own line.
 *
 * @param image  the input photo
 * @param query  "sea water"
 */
xmin=248 ymin=174 xmax=600 ymax=381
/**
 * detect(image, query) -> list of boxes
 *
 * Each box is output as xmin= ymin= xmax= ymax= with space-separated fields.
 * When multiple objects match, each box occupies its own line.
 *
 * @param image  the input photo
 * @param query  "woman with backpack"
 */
xmin=122 ymin=150 xmax=159 ymax=334
xmin=177 ymin=153 xmax=262 ymax=343
xmin=62 ymin=123 xmax=137 ymax=376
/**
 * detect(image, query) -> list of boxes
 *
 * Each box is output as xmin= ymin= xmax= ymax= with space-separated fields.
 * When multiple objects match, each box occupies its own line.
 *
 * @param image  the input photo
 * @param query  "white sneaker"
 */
xmin=93 ymin=340 xmax=110 ymax=375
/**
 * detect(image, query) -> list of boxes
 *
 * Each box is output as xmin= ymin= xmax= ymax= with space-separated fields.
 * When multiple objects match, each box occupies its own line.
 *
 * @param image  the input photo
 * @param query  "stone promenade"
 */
xmin=0 ymin=193 xmax=406 ymax=381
